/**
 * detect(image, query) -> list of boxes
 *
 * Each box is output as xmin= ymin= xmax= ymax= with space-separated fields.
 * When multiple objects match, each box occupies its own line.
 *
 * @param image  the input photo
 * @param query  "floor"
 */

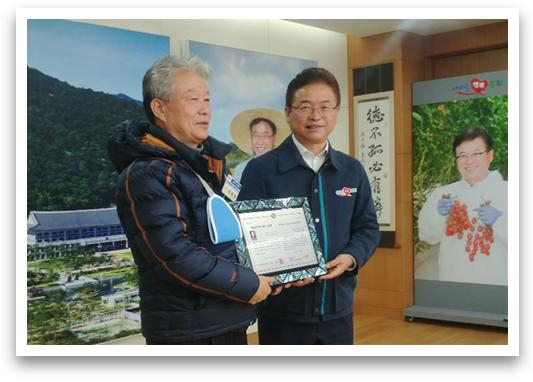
xmin=354 ymin=314 xmax=507 ymax=345
xmin=104 ymin=313 xmax=508 ymax=345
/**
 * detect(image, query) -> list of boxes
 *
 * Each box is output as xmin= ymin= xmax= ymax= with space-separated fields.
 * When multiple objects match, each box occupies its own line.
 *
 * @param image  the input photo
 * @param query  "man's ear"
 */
xmin=151 ymin=99 xmax=166 ymax=122
xmin=487 ymin=148 xmax=495 ymax=163
xmin=284 ymin=106 xmax=291 ymax=122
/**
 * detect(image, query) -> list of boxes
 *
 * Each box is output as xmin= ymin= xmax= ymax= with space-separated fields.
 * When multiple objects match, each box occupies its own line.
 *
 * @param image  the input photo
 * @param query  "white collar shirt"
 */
xmin=292 ymin=135 xmax=329 ymax=173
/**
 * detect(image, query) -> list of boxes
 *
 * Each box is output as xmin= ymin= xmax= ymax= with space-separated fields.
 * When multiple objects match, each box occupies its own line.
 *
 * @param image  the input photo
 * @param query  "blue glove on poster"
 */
xmin=437 ymin=198 xmax=452 ymax=216
xmin=474 ymin=205 xmax=502 ymax=226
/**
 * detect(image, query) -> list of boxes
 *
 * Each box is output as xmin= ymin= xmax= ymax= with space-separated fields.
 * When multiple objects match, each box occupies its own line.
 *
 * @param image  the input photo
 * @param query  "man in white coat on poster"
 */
xmin=419 ymin=127 xmax=507 ymax=286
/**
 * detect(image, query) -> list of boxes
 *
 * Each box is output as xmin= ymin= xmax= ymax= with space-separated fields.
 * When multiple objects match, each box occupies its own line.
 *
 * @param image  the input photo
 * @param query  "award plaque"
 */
xmin=230 ymin=197 xmax=327 ymax=286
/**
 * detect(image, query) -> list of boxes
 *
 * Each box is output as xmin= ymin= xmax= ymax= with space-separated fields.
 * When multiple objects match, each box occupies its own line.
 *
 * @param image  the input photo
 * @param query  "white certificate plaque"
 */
xmin=230 ymin=197 xmax=327 ymax=285
xmin=239 ymin=208 xmax=318 ymax=275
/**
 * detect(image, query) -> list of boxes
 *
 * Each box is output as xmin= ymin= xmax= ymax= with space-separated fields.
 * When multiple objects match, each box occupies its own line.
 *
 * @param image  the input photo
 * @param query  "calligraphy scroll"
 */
xmin=354 ymin=91 xmax=395 ymax=231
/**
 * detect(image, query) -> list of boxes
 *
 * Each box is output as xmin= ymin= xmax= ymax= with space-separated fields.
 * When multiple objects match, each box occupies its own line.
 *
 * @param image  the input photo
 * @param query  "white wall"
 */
xmin=82 ymin=19 xmax=350 ymax=153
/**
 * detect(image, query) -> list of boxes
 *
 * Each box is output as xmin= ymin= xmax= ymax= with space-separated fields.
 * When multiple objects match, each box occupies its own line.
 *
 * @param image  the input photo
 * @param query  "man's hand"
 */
xmin=271 ymin=277 xmax=315 ymax=296
xmin=249 ymin=275 xmax=273 ymax=305
xmin=319 ymin=254 xmax=356 ymax=281
xmin=474 ymin=205 xmax=502 ymax=226
xmin=437 ymin=197 xmax=453 ymax=217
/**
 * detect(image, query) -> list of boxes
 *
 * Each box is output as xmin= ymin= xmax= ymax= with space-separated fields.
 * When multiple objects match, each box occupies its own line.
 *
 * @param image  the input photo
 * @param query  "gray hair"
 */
xmin=142 ymin=56 xmax=212 ymax=122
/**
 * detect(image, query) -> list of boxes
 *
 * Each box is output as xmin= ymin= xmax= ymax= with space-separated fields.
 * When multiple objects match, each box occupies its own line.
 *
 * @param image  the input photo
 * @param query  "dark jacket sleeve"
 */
xmin=341 ymin=162 xmax=380 ymax=271
xmin=238 ymin=159 xmax=266 ymax=201
xmin=118 ymin=161 xmax=259 ymax=303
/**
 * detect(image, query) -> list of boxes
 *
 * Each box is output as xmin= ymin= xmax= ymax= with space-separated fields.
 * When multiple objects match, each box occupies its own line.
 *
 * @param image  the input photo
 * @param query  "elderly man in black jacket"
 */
xmin=108 ymin=56 xmax=272 ymax=345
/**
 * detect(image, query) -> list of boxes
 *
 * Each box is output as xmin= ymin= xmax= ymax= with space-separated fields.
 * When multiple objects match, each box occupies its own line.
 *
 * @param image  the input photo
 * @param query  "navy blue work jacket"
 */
xmin=239 ymin=136 xmax=379 ymax=323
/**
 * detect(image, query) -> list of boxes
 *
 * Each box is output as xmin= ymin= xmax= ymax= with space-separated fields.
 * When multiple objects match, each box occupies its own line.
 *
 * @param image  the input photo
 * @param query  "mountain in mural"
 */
xmin=27 ymin=67 xmax=147 ymax=213
xmin=114 ymin=93 xmax=144 ymax=108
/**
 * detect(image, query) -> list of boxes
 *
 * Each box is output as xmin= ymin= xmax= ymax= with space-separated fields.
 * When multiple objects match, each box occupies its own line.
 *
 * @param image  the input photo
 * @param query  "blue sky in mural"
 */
xmin=27 ymin=20 xmax=169 ymax=101
xmin=189 ymin=41 xmax=316 ymax=143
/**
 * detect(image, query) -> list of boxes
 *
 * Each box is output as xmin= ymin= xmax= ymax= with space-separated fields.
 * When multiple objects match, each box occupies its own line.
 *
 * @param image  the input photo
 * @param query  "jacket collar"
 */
xmin=277 ymin=134 xmax=341 ymax=173
xmin=146 ymin=123 xmax=231 ymax=181
xmin=460 ymin=170 xmax=504 ymax=189
xmin=147 ymin=123 xmax=231 ymax=160
xmin=108 ymin=119 xmax=232 ymax=179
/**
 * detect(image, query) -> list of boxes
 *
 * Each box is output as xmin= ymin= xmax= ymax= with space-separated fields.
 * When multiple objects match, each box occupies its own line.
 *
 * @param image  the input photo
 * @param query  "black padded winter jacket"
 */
xmin=108 ymin=120 xmax=258 ymax=343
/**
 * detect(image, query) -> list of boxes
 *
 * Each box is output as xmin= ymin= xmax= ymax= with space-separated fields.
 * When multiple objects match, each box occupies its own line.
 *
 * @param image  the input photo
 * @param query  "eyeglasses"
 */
xmin=455 ymin=149 xmax=488 ymax=162
xmin=290 ymin=104 xmax=338 ymax=117
xmin=251 ymin=134 xmax=274 ymax=140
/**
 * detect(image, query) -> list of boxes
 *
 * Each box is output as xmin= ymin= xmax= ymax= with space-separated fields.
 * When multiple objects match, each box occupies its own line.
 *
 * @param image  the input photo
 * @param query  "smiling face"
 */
xmin=285 ymin=82 xmax=339 ymax=153
xmin=455 ymin=137 xmax=494 ymax=185
xmin=151 ymin=70 xmax=211 ymax=148
xmin=250 ymin=121 xmax=276 ymax=157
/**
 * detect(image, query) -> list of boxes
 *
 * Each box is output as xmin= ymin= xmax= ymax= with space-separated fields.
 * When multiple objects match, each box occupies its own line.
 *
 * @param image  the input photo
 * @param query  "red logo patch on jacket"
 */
xmin=335 ymin=187 xmax=357 ymax=197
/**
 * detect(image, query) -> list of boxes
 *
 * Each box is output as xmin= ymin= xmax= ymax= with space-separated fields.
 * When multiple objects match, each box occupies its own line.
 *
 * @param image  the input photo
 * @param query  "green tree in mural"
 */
xmin=27 ymin=67 xmax=147 ymax=213
xmin=226 ymin=143 xmax=251 ymax=174
xmin=412 ymin=96 xmax=508 ymax=254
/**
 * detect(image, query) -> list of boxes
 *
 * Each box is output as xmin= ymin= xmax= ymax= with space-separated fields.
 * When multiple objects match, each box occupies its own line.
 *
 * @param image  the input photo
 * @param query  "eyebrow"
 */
xmin=183 ymin=89 xmax=210 ymax=96
xmin=297 ymin=100 xmax=335 ymax=105
xmin=456 ymin=148 xmax=486 ymax=154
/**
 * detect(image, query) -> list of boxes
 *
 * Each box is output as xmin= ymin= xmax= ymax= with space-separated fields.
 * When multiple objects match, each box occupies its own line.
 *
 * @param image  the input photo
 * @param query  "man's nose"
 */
xmin=199 ymin=102 xmax=210 ymax=115
xmin=465 ymin=154 xmax=476 ymax=163
xmin=309 ymin=108 xmax=322 ymax=119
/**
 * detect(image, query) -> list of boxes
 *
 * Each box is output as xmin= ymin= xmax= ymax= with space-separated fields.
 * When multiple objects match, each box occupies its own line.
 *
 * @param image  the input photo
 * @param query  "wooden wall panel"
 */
xmin=395 ymin=154 xmax=413 ymax=204
xmin=365 ymin=250 xmax=404 ymax=291
xmin=350 ymin=33 xmax=424 ymax=317
xmin=348 ymin=66 xmax=355 ymax=156
xmin=397 ymin=60 xmax=426 ymax=154
xmin=431 ymin=48 xmax=508 ymax=79
xmin=425 ymin=21 xmax=507 ymax=57
xmin=356 ymin=288 xmax=406 ymax=309
xmin=355 ymin=289 xmax=407 ymax=319
xmin=348 ymin=32 xmax=403 ymax=68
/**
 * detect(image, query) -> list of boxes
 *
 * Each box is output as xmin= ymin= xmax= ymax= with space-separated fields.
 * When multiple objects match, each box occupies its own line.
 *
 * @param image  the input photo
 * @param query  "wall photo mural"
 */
xmin=26 ymin=19 xmax=170 ymax=344
xmin=187 ymin=40 xmax=316 ymax=174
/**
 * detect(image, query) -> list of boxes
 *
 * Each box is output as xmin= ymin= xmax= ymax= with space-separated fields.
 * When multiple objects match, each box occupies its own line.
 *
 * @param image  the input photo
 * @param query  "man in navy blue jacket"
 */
xmin=239 ymin=67 xmax=379 ymax=345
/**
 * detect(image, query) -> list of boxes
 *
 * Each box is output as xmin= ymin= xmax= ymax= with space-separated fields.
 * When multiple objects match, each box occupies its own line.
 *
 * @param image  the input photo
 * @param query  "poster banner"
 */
xmin=409 ymin=70 xmax=508 ymax=327
xmin=412 ymin=70 xmax=507 ymax=106
xmin=413 ymin=71 xmax=508 ymax=286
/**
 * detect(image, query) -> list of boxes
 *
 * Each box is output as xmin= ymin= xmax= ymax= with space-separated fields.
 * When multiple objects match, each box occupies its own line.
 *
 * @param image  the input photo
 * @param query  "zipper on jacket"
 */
xmin=317 ymin=170 xmax=328 ymax=316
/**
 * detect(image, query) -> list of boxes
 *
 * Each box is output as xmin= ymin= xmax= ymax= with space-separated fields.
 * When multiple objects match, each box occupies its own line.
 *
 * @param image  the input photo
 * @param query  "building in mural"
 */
xmin=27 ymin=208 xmax=128 ymax=257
